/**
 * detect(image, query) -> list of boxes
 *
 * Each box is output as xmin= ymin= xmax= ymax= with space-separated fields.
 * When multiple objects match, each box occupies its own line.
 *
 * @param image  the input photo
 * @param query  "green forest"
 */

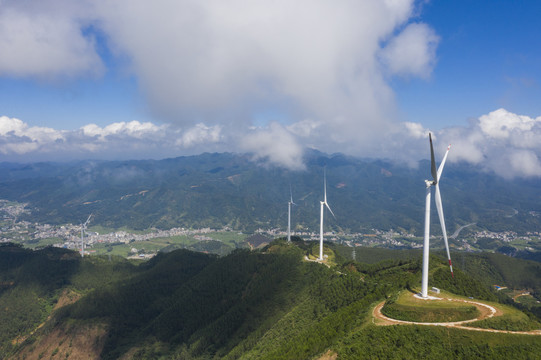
xmin=0 ymin=240 xmax=540 ymax=359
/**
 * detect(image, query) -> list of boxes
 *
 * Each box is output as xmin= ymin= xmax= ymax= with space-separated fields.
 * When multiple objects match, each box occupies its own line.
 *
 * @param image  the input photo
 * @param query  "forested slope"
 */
xmin=1 ymin=241 xmax=540 ymax=359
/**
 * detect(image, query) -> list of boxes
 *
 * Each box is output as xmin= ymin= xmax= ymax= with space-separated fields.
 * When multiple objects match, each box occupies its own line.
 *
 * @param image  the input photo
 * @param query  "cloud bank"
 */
xmin=0 ymin=116 xmax=222 ymax=161
xmin=436 ymin=108 xmax=541 ymax=178
xmin=3 ymin=108 xmax=541 ymax=178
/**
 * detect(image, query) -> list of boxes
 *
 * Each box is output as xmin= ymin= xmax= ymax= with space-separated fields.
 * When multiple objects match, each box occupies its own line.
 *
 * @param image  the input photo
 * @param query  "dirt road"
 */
xmin=372 ymin=298 xmax=541 ymax=335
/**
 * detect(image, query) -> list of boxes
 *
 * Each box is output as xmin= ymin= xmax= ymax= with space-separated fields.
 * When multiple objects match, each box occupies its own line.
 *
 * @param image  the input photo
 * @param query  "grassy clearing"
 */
xmin=380 ymin=289 xmax=541 ymax=331
xmin=26 ymin=237 xmax=63 ymax=249
xmin=465 ymin=302 xmax=541 ymax=331
xmin=207 ymin=231 xmax=245 ymax=247
xmin=381 ymin=290 xmax=480 ymax=323
xmin=305 ymin=243 xmax=338 ymax=266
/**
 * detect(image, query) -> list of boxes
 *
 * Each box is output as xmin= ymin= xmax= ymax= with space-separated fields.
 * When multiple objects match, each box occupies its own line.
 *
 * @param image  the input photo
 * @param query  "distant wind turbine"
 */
xmin=80 ymin=214 xmax=92 ymax=258
xmin=421 ymin=133 xmax=453 ymax=298
xmin=287 ymin=186 xmax=297 ymax=243
xmin=319 ymin=167 xmax=335 ymax=261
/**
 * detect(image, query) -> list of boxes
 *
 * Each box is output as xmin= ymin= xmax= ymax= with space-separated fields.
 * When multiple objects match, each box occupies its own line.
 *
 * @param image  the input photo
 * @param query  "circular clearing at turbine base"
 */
xmin=373 ymin=290 xmax=541 ymax=335
xmin=380 ymin=290 xmax=481 ymax=324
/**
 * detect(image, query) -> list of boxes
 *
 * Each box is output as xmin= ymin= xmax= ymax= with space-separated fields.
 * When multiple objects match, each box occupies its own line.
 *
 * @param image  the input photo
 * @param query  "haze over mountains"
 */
xmin=1 ymin=150 xmax=540 ymax=235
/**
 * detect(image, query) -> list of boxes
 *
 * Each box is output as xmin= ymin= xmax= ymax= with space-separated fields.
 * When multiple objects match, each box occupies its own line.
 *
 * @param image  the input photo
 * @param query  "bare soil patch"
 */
xmin=10 ymin=322 xmax=108 ymax=360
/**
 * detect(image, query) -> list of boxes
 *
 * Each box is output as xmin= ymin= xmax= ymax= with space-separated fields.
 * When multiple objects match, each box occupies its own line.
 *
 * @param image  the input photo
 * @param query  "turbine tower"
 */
xmin=287 ymin=186 xmax=297 ymax=242
xmin=319 ymin=167 xmax=335 ymax=261
xmin=421 ymin=133 xmax=454 ymax=298
xmin=80 ymin=214 xmax=92 ymax=258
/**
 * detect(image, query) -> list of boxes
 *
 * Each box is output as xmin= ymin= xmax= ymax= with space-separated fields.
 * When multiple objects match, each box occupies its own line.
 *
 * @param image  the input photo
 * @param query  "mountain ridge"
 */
xmin=1 ymin=151 xmax=541 ymax=236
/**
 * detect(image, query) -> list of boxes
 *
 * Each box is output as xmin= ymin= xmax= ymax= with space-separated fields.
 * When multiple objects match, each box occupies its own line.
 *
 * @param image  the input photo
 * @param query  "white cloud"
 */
xmin=0 ymin=116 xmax=64 ymax=154
xmin=507 ymin=150 xmax=541 ymax=177
xmin=90 ymin=0 xmax=428 ymax=147
xmin=380 ymin=23 xmax=439 ymax=78
xmin=286 ymin=119 xmax=321 ymax=138
xmin=478 ymin=108 xmax=538 ymax=139
xmin=0 ymin=116 xmax=222 ymax=161
xmin=436 ymin=126 xmax=485 ymax=165
xmin=81 ymin=121 xmax=165 ymax=139
xmin=240 ymin=122 xmax=305 ymax=170
xmin=177 ymin=123 xmax=222 ymax=148
xmin=432 ymin=109 xmax=541 ymax=178
xmin=403 ymin=122 xmax=429 ymax=139
xmin=0 ymin=1 xmax=103 ymax=79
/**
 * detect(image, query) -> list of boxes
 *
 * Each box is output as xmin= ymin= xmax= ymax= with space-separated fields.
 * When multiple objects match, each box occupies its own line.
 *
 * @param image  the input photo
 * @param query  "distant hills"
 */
xmin=1 ymin=150 xmax=541 ymax=234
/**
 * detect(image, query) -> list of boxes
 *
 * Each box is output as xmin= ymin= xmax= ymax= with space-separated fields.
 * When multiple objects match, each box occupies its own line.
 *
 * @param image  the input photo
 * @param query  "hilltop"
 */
xmin=1 ymin=240 xmax=540 ymax=359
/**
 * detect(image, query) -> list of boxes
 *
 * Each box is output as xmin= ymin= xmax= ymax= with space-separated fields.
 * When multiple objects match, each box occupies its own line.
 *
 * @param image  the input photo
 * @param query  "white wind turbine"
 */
xmin=319 ymin=167 xmax=335 ymax=261
xmin=421 ymin=133 xmax=454 ymax=298
xmin=80 ymin=214 xmax=92 ymax=258
xmin=287 ymin=186 xmax=297 ymax=243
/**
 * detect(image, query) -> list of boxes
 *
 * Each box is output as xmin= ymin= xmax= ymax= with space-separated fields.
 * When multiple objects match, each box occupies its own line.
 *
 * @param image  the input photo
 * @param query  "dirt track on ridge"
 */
xmin=372 ymin=298 xmax=541 ymax=335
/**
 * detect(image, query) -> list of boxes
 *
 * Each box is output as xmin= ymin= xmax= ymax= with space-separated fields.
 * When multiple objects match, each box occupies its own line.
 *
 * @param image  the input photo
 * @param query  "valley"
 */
xmin=1 ymin=199 xmax=540 ymax=259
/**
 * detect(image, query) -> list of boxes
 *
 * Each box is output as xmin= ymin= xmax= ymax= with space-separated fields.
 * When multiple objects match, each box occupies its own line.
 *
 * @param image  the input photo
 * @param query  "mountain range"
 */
xmin=1 ymin=150 xmax=541 ymax=235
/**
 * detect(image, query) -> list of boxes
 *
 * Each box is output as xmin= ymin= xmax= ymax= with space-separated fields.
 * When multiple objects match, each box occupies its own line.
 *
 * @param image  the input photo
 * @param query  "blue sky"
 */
xmin=1 ymin=0 xmax=541 ymax=178
xmin=395 ymin=0 xmax=541 ymax=127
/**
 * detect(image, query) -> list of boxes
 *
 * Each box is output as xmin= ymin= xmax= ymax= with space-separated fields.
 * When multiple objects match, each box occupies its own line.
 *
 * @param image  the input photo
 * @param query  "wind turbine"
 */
xmin=287 ymin=186 xmax=297 ymax=242
xmin=319 ymin=167 xmax=335 ymax=261
xmin=421 ymin=133 xmax=453 ymax=298
xmin=80 ymin=214 xmax=92 ymax=258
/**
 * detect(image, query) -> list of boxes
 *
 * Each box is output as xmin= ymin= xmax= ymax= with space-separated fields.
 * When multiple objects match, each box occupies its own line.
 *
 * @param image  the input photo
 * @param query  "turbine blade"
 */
xmin=325 ymin=202 xmax=336 ymax=219
xmin=324 ymin=167 xmax=327 ymax=203
xmin=437 ymin=144 xmax=451 ymax=182
xmin=429 ymin=133 xmax=437 ymax=184
xmin=435 ymin=184 xmax=454 ymax=277
xmin=290 ymin=184 xmax=293 ymax=203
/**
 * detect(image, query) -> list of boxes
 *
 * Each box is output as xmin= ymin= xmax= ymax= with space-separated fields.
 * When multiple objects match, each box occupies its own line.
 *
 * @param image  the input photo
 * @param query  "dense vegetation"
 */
xmin=337 ymin=325 xmax=541 ymax=360
xmin=2 ymin=151 xmax=541 ymax=237
xmin=1 ymin=241 xmax=540 ymax=359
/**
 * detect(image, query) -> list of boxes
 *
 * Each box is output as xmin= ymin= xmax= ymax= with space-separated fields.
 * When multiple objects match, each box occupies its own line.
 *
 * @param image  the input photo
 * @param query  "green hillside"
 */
xmin=336 ymin=245 xmax=541 ymax=317
xmin=1 ymin=241 xmax=540 ymax=359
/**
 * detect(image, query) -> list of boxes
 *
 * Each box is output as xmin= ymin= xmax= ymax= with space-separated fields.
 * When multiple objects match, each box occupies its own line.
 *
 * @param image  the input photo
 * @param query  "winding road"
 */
xmin=372 ymin=297 xmax=541 ymax=335
xmin=450 ymin=222 xmax=476 ymax=239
